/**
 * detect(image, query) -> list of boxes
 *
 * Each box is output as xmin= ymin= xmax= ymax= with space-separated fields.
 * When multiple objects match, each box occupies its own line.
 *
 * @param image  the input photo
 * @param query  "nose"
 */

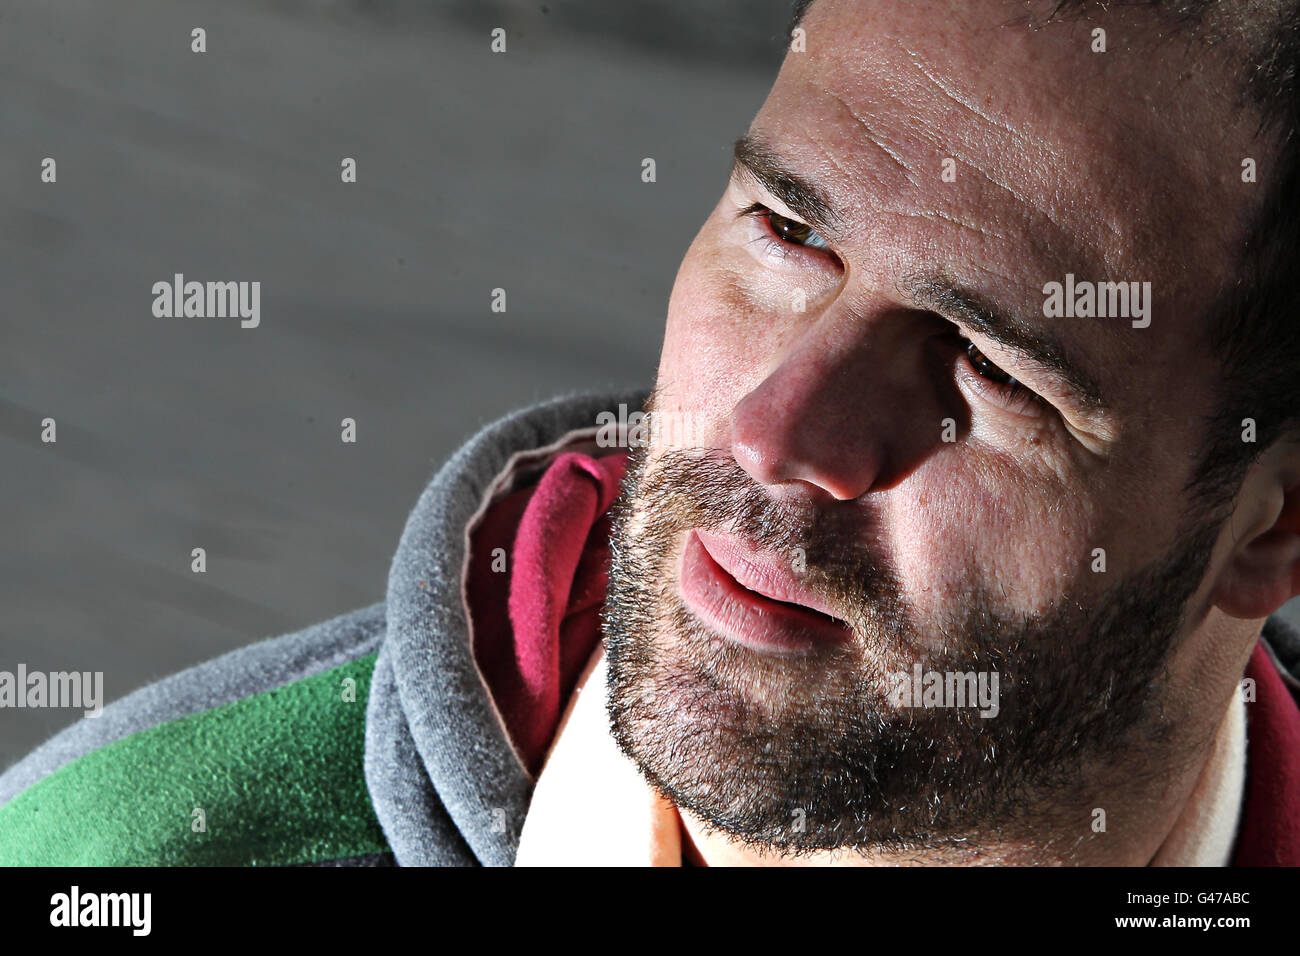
xmin=729 ymin=306 xmax=941 ymax=501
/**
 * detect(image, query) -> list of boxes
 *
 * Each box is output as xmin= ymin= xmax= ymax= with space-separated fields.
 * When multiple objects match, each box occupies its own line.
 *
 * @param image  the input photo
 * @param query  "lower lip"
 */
xmin=678 ymin=530 xmax=853 ymax=657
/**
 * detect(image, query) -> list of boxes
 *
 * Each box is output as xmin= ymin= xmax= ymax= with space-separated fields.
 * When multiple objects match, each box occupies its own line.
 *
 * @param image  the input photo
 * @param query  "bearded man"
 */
xmin=3 ymin=0 xmax=1298 ymax=867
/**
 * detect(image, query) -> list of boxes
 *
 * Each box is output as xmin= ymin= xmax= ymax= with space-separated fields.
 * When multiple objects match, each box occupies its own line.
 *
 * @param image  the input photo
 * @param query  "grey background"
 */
xmin=3 ymin=1 xmax=1295 ymax=769
xmin=0 ymin=0 xmax=792 ymax=766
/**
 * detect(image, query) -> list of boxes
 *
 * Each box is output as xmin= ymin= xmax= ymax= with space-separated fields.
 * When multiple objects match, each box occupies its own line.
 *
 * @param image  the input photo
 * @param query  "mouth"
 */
xmin=678 ymin=528 xmax=854 ymax=657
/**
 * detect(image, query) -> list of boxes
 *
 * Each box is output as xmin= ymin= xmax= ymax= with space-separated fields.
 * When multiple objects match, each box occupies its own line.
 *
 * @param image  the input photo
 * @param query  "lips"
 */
xmin=678 ymin=528 xmax=853 ymax=657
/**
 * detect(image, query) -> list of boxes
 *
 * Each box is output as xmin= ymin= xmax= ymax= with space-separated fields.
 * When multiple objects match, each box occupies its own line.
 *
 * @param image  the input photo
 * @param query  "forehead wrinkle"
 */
xmin=950 ymin=151 xmax=1078 ymax=258
xmin=909 ymin=207 xmax=1014 ymax=246
xmin=810 ymin=42 xmax=1118 ymax=283
xmin=891 ymin=31 xmax=1098 ymax=176
xmin=802 ymin=79 xmax=1048 ymax=270
xmin=891 ymin=35 xmax=1125 ymax=272
xmin=821 ymin=86 xmax=923 ymax=190
xmin=896 ymin=39 xmax=1039 ymax=154
xmin=943 ymin=144 xmax=1118 ymax=278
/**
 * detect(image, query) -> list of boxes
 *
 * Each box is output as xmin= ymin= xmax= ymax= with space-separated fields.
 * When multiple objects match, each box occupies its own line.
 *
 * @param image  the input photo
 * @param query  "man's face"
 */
xmin=603 ymin=0 xmax=1262 ymax=857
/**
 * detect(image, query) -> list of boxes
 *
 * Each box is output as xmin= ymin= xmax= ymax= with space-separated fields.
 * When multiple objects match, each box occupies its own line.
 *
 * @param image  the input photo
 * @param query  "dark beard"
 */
xmin=602 ymin=437 xmax=1222 ymax=858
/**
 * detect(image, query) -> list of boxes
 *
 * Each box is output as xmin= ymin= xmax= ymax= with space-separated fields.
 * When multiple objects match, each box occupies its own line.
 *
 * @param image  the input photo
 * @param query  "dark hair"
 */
xmin=789 ymin=0 xmax=1300 ymax=517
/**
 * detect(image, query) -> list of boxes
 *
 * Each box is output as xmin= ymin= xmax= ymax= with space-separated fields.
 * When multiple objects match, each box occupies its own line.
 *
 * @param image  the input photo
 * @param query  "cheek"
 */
xmin=656 ymin=228 xmax=784 ymax=442
xmin=880 ymin=448 xmax=1104 ymax=619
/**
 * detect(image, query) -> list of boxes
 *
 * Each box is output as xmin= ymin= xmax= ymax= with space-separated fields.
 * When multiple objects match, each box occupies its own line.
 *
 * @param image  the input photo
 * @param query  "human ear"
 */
xmin=1211 ymin=476 xmax=1300 ymax=620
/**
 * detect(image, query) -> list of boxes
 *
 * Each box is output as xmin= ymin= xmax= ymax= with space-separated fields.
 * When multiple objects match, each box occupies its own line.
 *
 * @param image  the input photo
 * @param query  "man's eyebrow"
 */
xmin=904 ymin=274 xmax=1108 ymax=412
xmin=732 ymin=132 xmax=842 ymax=238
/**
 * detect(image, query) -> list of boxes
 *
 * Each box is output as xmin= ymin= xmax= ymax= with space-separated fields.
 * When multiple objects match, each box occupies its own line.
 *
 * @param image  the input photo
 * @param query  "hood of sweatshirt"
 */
xmin=364 ymin=389 xmax=646 ymax=866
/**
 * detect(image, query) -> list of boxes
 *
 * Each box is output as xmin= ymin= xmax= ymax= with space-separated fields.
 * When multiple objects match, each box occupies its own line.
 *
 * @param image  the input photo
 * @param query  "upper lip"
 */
xmin=692 ymin=528 xmax=848 ymax=625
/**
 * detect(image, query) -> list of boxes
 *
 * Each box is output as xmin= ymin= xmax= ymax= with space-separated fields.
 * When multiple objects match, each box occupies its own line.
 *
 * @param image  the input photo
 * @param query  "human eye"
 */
xmin=955 ymin=337 xmax=1047 ymax=418
xmin=735 ymin=201 xmax=837 ymax=267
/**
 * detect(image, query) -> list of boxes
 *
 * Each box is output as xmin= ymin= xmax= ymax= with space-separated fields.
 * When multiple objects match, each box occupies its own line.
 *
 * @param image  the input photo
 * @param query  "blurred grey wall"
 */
xmin=0 ymin=0 xmax=793 ymax=765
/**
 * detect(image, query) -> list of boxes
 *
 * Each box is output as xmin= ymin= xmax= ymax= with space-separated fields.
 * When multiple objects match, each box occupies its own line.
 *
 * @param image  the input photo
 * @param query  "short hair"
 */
xmin=788 ymin=0 xmax=1300 ymax=517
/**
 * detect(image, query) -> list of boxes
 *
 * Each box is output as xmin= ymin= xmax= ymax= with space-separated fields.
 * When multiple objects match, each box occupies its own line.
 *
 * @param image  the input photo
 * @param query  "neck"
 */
xmin=679 ymin=691 xmax=1246 ymax=867
xmin=1149 ymin=688 xmax=1246 ymax=865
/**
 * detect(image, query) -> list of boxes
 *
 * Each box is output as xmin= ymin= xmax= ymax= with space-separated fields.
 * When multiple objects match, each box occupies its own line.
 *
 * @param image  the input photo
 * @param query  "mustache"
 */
xmin=618 ymin=443 xmax=905 ymax=630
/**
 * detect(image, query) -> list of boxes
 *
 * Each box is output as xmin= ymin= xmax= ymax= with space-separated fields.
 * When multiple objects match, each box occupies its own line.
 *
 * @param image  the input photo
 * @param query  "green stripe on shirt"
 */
xmin=0 ymin=652 xmax=390 ymax=866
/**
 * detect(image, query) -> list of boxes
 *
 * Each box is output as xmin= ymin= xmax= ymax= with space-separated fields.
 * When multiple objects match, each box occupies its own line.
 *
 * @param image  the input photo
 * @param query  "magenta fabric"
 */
xmin=1230 ymin=641 xmax=1300 ymax=865
xmin=466 ymin=448 xmax=1300 ymax=863
xmin=467 ymin=451 xmax=627 ymax=775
